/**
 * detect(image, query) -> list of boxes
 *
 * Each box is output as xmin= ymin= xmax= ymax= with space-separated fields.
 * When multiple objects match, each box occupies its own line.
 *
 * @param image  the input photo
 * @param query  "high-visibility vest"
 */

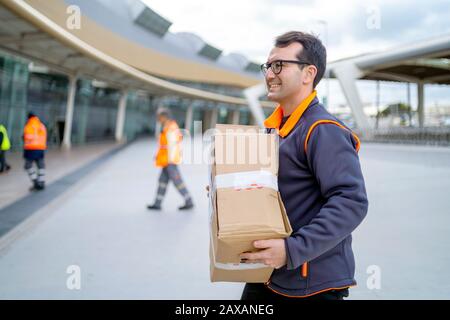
xmin=155 ymin=120 xmax=182 ymax=168
xmin=0 ymin=125 xmax=11 ymax=151
xmin=23 ymin=117 xmax=47 ymax=150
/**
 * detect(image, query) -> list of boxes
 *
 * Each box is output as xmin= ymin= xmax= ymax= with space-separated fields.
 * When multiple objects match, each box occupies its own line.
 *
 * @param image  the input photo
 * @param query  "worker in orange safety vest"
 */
xmin=147 ymin=107 xmax=194 ymax=211
xmin=23 ymin=112 xmax=47 ymax=191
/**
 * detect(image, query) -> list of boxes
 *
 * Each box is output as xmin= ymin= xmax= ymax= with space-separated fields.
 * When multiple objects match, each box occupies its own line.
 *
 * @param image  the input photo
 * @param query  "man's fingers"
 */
xmin=240 ymin=250 xmax=268 ymax=261
xmin=253 ymin=239 xmax=274 ymax=249
xmin=242 ymin=259 xmax=265 ymax=264
xmin=239 ymin=252 xmax=260 ymax=261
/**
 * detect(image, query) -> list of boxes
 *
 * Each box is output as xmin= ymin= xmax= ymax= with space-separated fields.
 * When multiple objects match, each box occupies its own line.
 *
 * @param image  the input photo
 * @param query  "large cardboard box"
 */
xmin=209 ymin=124 xmax=292 ymax=283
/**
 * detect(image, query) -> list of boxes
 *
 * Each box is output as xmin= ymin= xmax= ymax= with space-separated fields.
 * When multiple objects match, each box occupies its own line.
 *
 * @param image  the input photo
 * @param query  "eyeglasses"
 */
xmin=260 ymin=59 xmax=311 ymax=75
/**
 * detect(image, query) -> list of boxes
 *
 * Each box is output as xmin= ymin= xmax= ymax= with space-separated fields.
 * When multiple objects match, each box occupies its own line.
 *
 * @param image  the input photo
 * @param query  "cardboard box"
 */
xmin=209 ymin=124 xmax=292 ymax=283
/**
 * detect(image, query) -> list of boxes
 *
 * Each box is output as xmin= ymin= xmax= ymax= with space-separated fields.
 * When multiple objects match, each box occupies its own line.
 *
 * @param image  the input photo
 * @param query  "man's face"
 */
xmin=265 ymin=42 xmax=308 ymax=104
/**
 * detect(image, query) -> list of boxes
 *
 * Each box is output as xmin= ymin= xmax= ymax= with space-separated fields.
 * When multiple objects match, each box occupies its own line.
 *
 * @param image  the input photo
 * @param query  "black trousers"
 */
xmin=241 ymin=283 xmax=349 ymax=301
xmin=0 ymin=150 xmax=6 ymax=171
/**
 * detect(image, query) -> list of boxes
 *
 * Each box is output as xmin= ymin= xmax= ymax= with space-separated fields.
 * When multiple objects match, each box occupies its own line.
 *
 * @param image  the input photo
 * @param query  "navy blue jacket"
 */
xmin=264 ymin=92 xmax=369 ymax=297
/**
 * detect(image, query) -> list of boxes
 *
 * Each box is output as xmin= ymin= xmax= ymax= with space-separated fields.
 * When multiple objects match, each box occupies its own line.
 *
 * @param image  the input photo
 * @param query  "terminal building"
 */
xmin=0 ymin=0 xmax=272 ymax=151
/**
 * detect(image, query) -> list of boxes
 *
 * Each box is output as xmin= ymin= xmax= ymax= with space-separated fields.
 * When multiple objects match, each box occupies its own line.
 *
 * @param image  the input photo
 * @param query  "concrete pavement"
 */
xmin=0 ymin=139 xmax=449 ymax=299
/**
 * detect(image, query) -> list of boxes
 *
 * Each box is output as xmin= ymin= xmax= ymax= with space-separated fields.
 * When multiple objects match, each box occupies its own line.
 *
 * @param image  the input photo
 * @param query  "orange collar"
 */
xmin=264 ymin=90 xmax=317 ymax=137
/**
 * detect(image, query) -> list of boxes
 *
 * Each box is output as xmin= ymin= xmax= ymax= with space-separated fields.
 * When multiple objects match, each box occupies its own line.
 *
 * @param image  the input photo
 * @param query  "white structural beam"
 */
xmin=369 ymin=71 xmax=420 ymax=83
xmin=243 ymin=83 xmax=267 ymax=127
xmin=332 ymin=62 xmax=372 ymax=131
xmin=417 ymin=82 xmax=425 ymax=128
xmin=115 ymin=89 xmax=128 ymax=142
xmin=62 ymin=75 xmax=77 ymax=149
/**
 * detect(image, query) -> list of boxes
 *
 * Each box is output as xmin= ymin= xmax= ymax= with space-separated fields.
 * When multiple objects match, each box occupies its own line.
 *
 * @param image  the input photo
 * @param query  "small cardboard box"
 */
xmin=209 ymin=124 xmax=292 ymax=283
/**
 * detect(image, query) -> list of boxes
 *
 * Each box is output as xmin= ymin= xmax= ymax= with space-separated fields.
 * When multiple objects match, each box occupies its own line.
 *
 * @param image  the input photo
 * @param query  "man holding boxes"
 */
xmin=237 ymin=31 xmax=369 ymax=300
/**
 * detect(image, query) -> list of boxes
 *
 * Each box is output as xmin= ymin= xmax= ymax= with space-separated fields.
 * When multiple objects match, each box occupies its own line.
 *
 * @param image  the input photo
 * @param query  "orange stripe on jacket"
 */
xmin=304 ymin=120 xmax=361 ymax=153
xmin=265 ymin=282 xmax=355 ymax=299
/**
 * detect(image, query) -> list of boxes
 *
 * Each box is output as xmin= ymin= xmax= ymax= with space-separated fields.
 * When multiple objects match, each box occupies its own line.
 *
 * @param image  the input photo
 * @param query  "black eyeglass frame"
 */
xmin=260 ymin=59 xmax=312 ymax=75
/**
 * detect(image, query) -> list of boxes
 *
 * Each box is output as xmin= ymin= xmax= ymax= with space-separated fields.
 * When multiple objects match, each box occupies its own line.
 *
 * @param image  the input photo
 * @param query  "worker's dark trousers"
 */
xmin=241 ymin=283 xmax=349 ymax=301
xmin=153 ymin=164 xmax=192 ymax=206
xmin=24 ymin=157 xmax=45 ymax=186
xmin=0 ymin=150 xmax=7 ymax=172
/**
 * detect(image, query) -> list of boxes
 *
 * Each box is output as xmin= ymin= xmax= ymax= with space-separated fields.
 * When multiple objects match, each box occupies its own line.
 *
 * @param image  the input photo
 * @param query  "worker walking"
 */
xmin=147 ymin=108 xmax=194 ymax=211
xmin=23 ymin=112 xmax=47 ymax=191
xmin=0 ymin=123 xmax=11 ymax=173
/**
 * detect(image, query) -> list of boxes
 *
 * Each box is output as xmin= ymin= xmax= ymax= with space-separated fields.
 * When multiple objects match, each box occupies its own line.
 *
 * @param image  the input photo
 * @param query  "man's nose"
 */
xmin=265 ymin=68 xmax=276 ymax=80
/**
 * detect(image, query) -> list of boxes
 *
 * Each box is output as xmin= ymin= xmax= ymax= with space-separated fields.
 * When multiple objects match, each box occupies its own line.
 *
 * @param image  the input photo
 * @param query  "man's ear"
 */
xmin=303 ymin=65 xmax=317 ymax=86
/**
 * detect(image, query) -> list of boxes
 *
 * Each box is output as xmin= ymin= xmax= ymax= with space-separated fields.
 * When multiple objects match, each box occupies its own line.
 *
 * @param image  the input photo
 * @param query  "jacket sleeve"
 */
xmin=285 ymin=124 xmax=369 ymax=270
xmin=0 ymin=131 xmax=3 ymax=146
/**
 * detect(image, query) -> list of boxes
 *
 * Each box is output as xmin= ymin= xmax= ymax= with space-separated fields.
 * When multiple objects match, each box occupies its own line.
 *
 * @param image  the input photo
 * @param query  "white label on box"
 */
xmin=215 ymin=170 xmax=278 ymax=191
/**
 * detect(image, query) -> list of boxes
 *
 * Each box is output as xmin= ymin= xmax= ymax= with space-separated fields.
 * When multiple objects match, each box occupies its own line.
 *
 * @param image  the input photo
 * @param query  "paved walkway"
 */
xmin=0 ymin=142 xmax=124 ymax=210
xmin=0 ymin=139 xmax=449 ymax=299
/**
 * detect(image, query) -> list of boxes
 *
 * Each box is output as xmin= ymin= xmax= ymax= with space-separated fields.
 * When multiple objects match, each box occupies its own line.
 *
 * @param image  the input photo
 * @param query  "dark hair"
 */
xmin=27 ymin=112 xmax=36 ymax=119
xmin=275 ymin=31 xmax=327 ymax=88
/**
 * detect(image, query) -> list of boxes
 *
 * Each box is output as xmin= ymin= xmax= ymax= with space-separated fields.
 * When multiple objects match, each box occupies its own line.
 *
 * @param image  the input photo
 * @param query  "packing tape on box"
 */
xmin=214 ymin=170 xmax=278 ymax=191
xmin=214 ymin=260 xmax=269 ymax=271
xmin=210 ymin=233 xmax=269 ymax=270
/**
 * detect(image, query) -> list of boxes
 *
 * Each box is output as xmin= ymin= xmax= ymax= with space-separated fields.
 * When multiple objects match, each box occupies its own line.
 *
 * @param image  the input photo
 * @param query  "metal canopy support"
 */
xmin=231 ymin=109 xmax=240 ymax=125
xmin=333 ymin=62 xmax=372 ymax=131
xmin=115 ymin=89 xmax=128 ymax=142
xmin=62 ymin=75 xmax=77 ymax=149
xmin=184 ymin=104 xmax=194 ymax=133
xmin=417 ymin=82 xmax=425 ymax=128
xmin=209 ymin=107 xmax=218 ymax=129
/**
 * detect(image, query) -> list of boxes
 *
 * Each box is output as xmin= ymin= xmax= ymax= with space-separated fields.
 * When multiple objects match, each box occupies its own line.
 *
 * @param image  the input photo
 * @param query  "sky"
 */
xmin=143 ymin=0 xmax=450 ymax=110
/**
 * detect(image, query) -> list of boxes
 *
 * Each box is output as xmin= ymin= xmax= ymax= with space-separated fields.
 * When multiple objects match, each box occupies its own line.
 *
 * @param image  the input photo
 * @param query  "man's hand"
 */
xmin=239 ymin=239 xmax=287 ymax=269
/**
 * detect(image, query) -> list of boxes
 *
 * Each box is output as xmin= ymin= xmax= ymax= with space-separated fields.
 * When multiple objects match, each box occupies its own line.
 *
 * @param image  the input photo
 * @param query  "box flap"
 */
xmin=217 ymin=188 xmax=290 ymax=238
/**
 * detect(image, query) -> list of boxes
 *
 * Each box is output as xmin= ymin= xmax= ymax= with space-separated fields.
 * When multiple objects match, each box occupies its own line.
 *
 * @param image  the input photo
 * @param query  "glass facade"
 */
xmin=0 ymin=55 xmax=29 ymax=151
xmin=239 ymin=109 xmax=251 ymax=125
xmin=0 ymin=53 xmax=159 ymax=150
xmin=124 ymin=91 xmax=157 ymax=140
xmin=0 ymin=53 xmax=260 ymax=151
xmin=28 ymin=72 xmax=68 ymax=146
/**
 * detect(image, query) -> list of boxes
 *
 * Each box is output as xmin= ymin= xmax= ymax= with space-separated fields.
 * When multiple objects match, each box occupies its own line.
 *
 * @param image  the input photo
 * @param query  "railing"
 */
xmin=355 ymin=127 xmax=450 ymax=146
